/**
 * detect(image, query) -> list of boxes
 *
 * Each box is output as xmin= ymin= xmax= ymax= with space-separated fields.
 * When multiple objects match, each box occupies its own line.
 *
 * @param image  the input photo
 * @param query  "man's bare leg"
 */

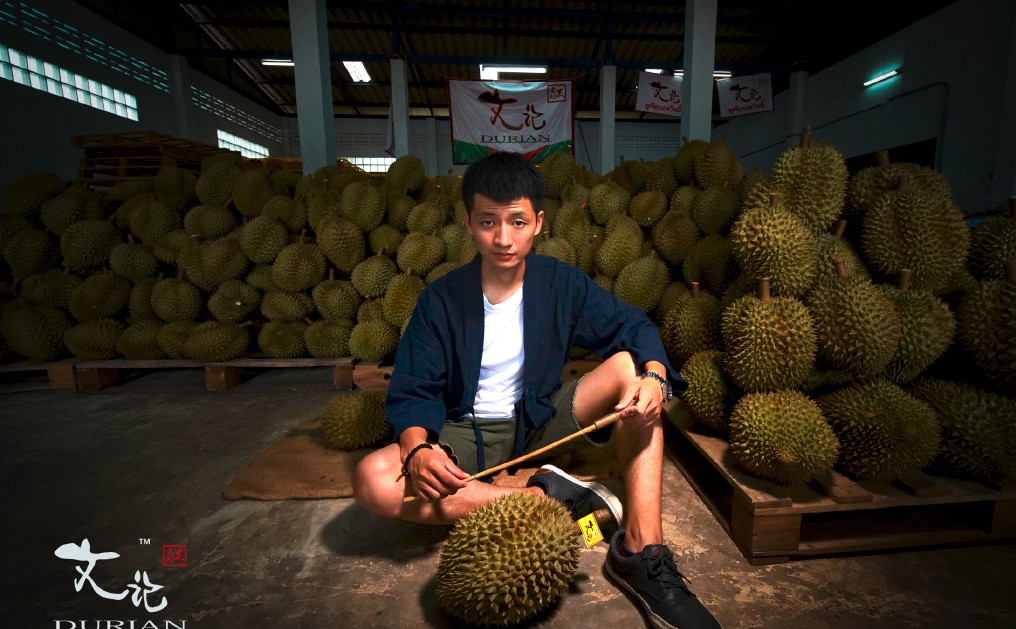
xmin=353 ymin=444 xmax=540 ymax=525
xmin=572 ymin=351 xmax=664 ymax=552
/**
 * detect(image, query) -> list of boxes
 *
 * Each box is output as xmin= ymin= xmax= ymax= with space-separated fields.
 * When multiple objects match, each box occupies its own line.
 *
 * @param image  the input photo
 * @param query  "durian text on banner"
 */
xmin=448 ymin=79 xmax=574 ymax=164
xmin=716 ymin=73 xmax=774 ymax=117
xmin=635 ymin=71 xmax=683 ymax=118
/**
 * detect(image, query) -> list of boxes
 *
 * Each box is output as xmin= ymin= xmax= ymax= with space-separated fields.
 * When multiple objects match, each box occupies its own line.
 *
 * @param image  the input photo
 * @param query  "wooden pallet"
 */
xmin=662 ymin=405 xmax=1016 ymax=565
xmin=74 ymin=356 xmax=355 ymax=393
xmin=0 ymin=359 xmax=77 ymax=390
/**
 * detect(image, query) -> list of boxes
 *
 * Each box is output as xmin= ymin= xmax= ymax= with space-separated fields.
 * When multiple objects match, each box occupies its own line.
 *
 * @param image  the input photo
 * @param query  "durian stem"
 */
xmin=127 ymin=234 xmax=136 ymax=245
xmin=328 ymin=268 xmax=335 ymax=281
xmin=833 ymin=220 xmax=847 ymax=240
xmin=402 ymin=409 xmax=625 ymax=503
xmin=299 ymin=228 xmax=307 ymax=245
xmin=876 ymin=150 xmax=891 ymax=168
xmin=1008 ymin=196 xmax=1015 ymax=219
xmin=1005 ymin=261 xmax=1016 ymax=284
xmin=897 ymin=174 xmax=910 ymax=192
xmin=691 ymin=281 xmax=701 ymax=298
xmin=759 ymin=277 xmax=771 ymax=301
xmin=898 ymin=269 xmax=913 ymax=292
xmin=833 ymin=257 xmax=848 ymax=278
xmin=303 ymin=317 xmax=314 ymax=325
xmin=800 ymin=126 xmax=812 ymax=149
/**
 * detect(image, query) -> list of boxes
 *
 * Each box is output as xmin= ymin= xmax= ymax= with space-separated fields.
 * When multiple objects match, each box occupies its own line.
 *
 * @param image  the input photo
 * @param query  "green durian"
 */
xmin=319 ymin=390 xmax=391 ymax=450
xmin=436 ymin=492 xmax=579 ymax=627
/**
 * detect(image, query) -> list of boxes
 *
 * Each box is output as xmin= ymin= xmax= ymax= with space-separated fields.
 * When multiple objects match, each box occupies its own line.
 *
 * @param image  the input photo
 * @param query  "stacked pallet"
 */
xmin=74 ymin=130 xmax=237 ymax=192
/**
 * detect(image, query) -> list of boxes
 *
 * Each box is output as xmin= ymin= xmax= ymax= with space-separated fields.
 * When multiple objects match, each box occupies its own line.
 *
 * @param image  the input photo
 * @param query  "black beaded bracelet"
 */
xmin=397 ymin=442 xmax=434 ymax=481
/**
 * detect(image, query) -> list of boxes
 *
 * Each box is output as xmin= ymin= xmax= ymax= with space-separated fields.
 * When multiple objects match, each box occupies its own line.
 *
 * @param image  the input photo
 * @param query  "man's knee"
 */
xmin=352 ymin=446 xmax=401 ymax=516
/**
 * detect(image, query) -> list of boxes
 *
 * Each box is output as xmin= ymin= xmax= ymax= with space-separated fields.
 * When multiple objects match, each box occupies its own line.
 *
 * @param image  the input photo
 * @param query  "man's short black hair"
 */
xmin=460 ymin=151 xmax=543 ymax=214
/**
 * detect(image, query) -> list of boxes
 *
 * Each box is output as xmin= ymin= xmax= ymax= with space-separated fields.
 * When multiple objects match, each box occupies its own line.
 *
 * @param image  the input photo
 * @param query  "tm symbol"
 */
xmin=139 ymin=538 xmax=151 ymax=544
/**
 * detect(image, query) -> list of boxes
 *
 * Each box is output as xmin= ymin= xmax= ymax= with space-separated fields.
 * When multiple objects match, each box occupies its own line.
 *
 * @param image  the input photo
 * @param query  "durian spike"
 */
xmin=833 ymin=219 xmax=847 ymax=240
xmin=833 ymin=257 xmax=848 ymax=278
xmin=758 ymin=277 xmax=771 ymax=301
xmin=691 ymin=281 xmax=701 ymax=298
xmin=876 ymin=150 xmax=891 ymax=168
xmin=898 ymin=269 xmax=913 ymax=292
xmin=897 ymin=174 xmax=911 ymax=192
xmin=403 ymin=409 xmax=625 ymax=503
xmin=800 ymin=126 xmax=812 ymax=149
xmin=1005 ymin=261 xmax=1016 ymax=284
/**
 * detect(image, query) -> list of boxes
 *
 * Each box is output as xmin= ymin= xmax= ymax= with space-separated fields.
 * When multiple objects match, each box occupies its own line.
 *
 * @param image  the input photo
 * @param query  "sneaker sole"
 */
xmin=604 ymin=558 xmax=679 ymax=629
xmin=538 ymin=464 xmax=624 ymax=528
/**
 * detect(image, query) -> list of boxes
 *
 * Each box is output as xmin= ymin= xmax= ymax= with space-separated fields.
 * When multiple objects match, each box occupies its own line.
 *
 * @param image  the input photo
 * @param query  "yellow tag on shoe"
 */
xmin=578 ymin=513 xmax=604 ymax=548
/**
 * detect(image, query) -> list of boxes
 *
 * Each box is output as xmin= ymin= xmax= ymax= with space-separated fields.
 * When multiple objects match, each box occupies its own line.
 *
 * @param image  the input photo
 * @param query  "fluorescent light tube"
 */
xmin=864 ymin=69 xmax=899 ymax=87
xmin=479 ymin=65 xmax=547 ymax=80
xmin=343 ymin=61 xmax=371 ymax=82
xmin=261 ymin=59 xmax=294 ymax=67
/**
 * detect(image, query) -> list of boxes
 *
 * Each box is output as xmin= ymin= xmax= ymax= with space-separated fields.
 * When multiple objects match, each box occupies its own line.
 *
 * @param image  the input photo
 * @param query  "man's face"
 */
xmin=463 ymin=193 xmax=544 ymax=273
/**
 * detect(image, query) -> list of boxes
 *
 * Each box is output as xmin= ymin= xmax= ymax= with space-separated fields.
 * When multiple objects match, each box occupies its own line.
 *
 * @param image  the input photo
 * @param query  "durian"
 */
xmin=319 ymin=390 xmax=391 ymax=450
xmin=436 ymin=492 xmax=579 ymax=627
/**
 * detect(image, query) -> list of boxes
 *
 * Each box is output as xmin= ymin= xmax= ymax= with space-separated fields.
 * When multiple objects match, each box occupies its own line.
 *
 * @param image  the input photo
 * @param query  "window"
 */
xmin=0 ymin=1 xmax=169 ymax=92
xmin=345 ymin=157 xmax=395 ymax=173
xmin=217 ymin=129 xmax=268 ymax=159
xmin=0 ymin=43 xmax=138 ymax=120
xmin=193 ymin=87 xmax=282 ymax=143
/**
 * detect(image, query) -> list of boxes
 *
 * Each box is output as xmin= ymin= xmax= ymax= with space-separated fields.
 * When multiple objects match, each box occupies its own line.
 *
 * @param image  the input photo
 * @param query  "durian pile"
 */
xmin=2 ymin=135 xmax=1014 ymax=487
xmin=0 ymin=153 xmax=472 ymax=366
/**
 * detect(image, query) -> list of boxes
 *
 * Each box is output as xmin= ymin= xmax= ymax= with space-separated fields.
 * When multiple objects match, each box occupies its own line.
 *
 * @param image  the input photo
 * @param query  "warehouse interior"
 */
xmin=2 ymin=1 xmax=1016 ymax=628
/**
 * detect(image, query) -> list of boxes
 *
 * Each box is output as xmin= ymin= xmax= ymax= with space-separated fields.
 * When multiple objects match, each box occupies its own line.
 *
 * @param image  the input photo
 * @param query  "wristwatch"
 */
xmin=640 ymin=371 xmax=673 ymax=401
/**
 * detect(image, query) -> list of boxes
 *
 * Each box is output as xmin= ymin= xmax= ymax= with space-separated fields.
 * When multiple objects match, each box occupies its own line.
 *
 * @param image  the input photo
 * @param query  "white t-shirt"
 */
xmin=471 ymin=283 xmax=525 ymax=420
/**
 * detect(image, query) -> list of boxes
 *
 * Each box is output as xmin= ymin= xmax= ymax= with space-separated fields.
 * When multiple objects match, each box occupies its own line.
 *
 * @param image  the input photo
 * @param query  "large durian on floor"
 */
xmin=816 ymin=380 xmax=940 ymax=482
xmin=956 ymin=263 xmax=1016 ymax=394
xmin=728 ymin=389 xmax=840 ymax=485
xmin=722 ymin=278 xmax=817 ymax=392
xmin=909 ymin=378 xmax=1015 ymax=484
xmin=764 ymin=127 xmax=847 ymax=235
xmin=436 ymin=492 xmax=580 ymax=627
xmin=729 ymin=193 xmax=819 ymax=297
xmin=319 ymin=389 xmax=390 ymax=450
xmin=860 ymin=175 xmax=970 ymax=292
xmin=880 ymin=269 xmax=956 ymax=383
xmin=0 ymin=303 xmax=69 ymax=361
xmin=806 ymin=258 xmax=903 ymax=377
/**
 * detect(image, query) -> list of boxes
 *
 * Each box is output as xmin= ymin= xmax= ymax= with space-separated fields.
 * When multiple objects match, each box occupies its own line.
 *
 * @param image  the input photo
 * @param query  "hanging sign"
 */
xmin=716 ymin=73 xmax=774 ymax=117
xmin=447 ymin=79 xmax=574 ymax=164
xmin=634 ymin=71 xmax=683 ymax=117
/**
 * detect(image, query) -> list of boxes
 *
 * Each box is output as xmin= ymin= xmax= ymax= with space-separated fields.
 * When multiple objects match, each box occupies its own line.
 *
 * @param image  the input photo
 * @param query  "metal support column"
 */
xmin=289 ymin=0 xmax=336 ymax=172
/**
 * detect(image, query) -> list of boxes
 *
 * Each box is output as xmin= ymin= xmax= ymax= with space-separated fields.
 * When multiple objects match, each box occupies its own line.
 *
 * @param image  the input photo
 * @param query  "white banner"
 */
xmin=635 ymin=71 xmax=683 ymax=117
xmin=448 ymin=79 xmax=574 ymax=164
xmin=716 ymin=73 xmax=774 ymax=117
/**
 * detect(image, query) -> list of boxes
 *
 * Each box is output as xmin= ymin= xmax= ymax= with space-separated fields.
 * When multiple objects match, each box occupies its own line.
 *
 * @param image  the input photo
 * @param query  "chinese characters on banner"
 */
xmin=635 ymin=71 xmax=683 ymax=117
xmin=716 ymin=73 xmax=774 ymax=117
xmin=448 ymin=79 xmax=574 ymax=164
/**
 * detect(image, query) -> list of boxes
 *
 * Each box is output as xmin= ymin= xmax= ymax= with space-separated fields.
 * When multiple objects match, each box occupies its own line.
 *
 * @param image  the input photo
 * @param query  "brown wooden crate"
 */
xmin=663 ymin=403 xmax=1016 ymax=564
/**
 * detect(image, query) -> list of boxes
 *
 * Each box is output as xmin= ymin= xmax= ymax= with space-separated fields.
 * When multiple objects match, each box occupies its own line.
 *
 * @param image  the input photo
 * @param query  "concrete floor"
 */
xmin=3 ymin=367 xmax=1015 ymax=629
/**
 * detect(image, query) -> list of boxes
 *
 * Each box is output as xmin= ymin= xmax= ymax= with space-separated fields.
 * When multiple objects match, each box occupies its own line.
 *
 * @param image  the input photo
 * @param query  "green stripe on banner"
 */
xmin=453 ymin=140 xmax=574 ymax=164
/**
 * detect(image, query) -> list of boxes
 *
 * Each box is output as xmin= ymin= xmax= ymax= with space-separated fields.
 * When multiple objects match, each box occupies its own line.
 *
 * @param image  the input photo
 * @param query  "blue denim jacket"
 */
xmin=385 ymin=253 xmax=685 ymax=448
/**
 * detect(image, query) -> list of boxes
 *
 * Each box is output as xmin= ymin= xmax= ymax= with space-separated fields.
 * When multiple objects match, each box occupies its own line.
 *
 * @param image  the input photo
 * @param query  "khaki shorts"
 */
xmin=437 ymin=377 xmax=612 ymax=475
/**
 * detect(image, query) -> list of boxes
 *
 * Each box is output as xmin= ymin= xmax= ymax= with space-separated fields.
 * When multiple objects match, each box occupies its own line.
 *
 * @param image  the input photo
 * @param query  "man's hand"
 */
xmin=405 ymin=444 xmax=469 ymax=502
xmin=614 ymin=361 xmax=667 ymax=428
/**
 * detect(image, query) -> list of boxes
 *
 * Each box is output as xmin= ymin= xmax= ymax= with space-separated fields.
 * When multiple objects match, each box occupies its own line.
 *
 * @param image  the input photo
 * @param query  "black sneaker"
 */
xmin=604 ymin=528 xmax=721 ymax=629
xmin=526 ymin=464 xmax=623 ymax=530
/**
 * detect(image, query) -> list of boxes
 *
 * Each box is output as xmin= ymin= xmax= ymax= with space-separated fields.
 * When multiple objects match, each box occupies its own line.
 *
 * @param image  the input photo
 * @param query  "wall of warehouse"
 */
xmin=0 ymin=0 xmax=284 ymax=197
xmin=716 ymin=0 xmax=1016 ymax=214
xmin=3 ymin=0 xmax=1013 ymax=217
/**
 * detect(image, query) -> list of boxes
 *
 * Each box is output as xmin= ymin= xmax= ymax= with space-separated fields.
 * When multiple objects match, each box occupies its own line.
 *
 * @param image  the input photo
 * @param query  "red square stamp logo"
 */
xmin=162 ymin=544 xmax=187 ymax=567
